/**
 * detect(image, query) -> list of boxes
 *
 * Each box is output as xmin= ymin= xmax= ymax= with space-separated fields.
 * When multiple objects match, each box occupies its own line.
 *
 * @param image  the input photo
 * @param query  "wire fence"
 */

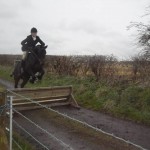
xmin=4 ymin=93 xmax=74 ymax=150
xmin=13 ymin=109 xmax=72 ymax=149
xmin=1 ymin=89 xmax=147 ymax=150
xmin=0 ymin=104 xmax=9 ymax=116
xmin=13 ymin=120 xmax=50 ymax=150
xmin=12 ymin=138 xmax=23 ymax=150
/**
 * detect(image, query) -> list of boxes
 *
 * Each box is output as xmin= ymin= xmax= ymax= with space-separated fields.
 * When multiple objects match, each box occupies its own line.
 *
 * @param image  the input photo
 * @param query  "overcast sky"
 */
xmin=0 ymin=0 xmax=149 ymax=59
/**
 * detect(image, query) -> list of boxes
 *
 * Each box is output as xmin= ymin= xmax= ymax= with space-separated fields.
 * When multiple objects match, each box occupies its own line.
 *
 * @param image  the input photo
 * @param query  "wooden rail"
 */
xmin=7 ymin=86 xmax=80 ymax=111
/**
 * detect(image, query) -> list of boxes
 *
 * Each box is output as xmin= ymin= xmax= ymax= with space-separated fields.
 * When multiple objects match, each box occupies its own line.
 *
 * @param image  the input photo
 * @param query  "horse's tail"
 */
xmin=13 ymin=60 xmax=22 ymax=78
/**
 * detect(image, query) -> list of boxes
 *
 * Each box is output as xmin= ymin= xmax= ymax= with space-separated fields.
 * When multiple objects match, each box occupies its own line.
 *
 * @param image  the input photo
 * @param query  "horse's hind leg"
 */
xmin=21 ymin=77 xmax=29 ymax=88
xmin=14 ymin=78 xmax=19 ymax=88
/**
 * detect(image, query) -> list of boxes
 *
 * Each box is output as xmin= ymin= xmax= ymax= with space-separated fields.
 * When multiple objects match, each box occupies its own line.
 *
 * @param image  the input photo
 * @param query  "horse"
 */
xmin=12 ymin=45 xmax=47 ymax=88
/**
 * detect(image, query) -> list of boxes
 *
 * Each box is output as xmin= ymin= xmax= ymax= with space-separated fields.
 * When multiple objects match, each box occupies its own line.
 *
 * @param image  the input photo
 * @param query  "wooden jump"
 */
xmin=7 ymin=86 xmax=80 ymax=111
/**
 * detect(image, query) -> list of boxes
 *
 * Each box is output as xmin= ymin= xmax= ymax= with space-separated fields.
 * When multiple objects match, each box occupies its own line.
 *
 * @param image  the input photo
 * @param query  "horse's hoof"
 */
xmin=30 ymin=80 xmax=34 ymax=84
xmin=29 ymin=78 xmax=35 ymax=84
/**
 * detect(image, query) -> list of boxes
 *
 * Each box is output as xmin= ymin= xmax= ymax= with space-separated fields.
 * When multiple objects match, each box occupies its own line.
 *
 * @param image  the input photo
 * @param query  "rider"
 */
xmin=21 ymin=27 xmax=45 ymax=62
xmin=10 ymin=27 xmax=45 ymax=77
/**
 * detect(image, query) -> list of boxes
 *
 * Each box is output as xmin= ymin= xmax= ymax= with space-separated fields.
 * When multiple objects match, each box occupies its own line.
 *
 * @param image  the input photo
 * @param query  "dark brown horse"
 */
xmin=12 ymin=45 xmax=47 ymax=88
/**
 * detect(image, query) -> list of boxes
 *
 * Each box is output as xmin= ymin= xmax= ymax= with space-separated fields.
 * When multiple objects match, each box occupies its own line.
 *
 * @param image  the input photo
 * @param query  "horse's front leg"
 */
xmin=21 ymin=77 xmax=29 ymax=88
xmin=27 ymin=67 xmax=36 ymax=83
xmin=38 ymin=69 xmax=45 ymax=80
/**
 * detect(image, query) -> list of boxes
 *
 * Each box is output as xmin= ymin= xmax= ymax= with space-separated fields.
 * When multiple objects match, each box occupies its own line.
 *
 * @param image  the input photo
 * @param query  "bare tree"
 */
xmin=128 ymin=7 xmax=150 ymax=83
xmin=89 ymin=55 xmax=107 ymax=81
xmin=131 ymin=54 xmax=150 ymax=82
xmin=128 ymin=7 xmax=150 ymax=60
xmin=79 ymin=56 xmax=90 ymax=76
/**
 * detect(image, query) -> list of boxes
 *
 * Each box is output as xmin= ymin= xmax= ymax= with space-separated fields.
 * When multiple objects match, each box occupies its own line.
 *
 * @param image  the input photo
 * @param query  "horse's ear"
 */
xmin=44 ymin=45 xmax=48 ymax=49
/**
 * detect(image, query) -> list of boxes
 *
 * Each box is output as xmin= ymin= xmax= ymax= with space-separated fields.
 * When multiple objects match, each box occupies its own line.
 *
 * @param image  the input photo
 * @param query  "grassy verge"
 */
xmin=0 ymin=65 xmax=150 ymax=125
xmin=0 ymin=65 xmax=13 ymax=82
xmin=29 ymin=75 xmax=150 ymax=125
xmin=0 ymin=128 xmax=8 ymax=150
xmin=0 ymin=84 xmax=34 ymax=150
xmin=0 ymin=130 xmax=35 ymax=150
xmin=12 ymin=132 xmax=35 ymax=150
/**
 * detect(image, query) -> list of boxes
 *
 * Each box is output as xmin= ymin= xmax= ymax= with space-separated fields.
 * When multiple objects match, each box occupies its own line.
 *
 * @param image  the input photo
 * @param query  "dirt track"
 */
xmin=0 ymin=78 xmax=150 ymax=149
xmin=14 ymin=109 xmax=113 ymax=150
xmin=54 ymin=106 xmax=150 ymax=149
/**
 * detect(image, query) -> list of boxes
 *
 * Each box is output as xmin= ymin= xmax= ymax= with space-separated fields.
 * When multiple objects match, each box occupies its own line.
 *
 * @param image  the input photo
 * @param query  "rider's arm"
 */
xmin=38 ymin=36 xmax=45 ymax=47
xmin=21 ymin=37 xmax=28 ymax=46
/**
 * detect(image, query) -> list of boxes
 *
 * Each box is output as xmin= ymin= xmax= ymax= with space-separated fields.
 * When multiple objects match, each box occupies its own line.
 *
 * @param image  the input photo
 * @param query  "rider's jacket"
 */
xmin=21 ymin=35 xmax=45 ymax=51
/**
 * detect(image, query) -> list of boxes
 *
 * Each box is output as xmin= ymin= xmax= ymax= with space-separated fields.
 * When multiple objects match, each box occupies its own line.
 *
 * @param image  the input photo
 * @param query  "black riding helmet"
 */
xmin=31 ymin=27 xmax=37 ymax=33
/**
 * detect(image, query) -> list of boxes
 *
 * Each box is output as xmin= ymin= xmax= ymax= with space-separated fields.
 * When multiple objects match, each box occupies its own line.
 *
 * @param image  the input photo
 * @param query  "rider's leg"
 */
xmin=22 ymin=51 xmax=27 ymax=60
xmin=21 ymin=51 xmax=27 ymax=71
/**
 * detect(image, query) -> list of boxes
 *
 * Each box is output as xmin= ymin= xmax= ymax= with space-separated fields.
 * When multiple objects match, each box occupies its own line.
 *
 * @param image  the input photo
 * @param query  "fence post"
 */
xmin=0 ymin=92 xmax=5 ymax=126
xmin=8 ymin=96 xmax=13 ymax=150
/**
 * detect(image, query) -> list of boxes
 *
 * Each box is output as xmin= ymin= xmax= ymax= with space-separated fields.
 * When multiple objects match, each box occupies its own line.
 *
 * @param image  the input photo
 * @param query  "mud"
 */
xmin=0 ymin=78 xmax=14 ymax=89
xmin=14 ymin=109 xmax=113 ymax=150
xmin=54 ymin=106 xmax=150 ymax=149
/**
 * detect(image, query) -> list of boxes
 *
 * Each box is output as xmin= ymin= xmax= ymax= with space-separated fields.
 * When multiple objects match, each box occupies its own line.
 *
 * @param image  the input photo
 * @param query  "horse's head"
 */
xmin=35 ymin=45 xmax=48 ymax=61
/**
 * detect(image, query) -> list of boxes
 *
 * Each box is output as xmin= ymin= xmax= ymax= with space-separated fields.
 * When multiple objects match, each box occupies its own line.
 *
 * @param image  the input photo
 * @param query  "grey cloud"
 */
xmin=0 ymin=11 xmax=18 ymax=19
xmin=0 ymin=0 xmax=32 ymax=19
xmin=0 ymin=0 xmax=149 ymax=58
xmin=58 ymin=19 xmax=105 ymax=35
xmin=57 ymin=19 xmax=125 ymax=41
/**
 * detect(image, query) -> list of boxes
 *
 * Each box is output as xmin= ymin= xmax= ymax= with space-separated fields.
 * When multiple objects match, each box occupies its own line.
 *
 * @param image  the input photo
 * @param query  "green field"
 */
xmin=0 ymin=65 xmax=150 ymax=125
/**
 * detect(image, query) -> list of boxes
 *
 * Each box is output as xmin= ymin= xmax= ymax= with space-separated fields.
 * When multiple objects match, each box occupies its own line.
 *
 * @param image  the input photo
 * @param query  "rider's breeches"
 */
xmin=22 ymin=51 xmax=27 ymax=60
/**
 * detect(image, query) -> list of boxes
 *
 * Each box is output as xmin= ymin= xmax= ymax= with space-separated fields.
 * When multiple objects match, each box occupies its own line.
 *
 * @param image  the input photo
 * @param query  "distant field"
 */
xmin=0 ymin=54 xmax=149 ymax=81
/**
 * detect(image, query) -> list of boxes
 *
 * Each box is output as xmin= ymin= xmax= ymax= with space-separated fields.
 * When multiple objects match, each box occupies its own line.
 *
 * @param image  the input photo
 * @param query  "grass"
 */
xmin=26 ymin=74 xmax=150 ymax=125
xmin=0 ymin=65 xmax=13 ymax=82
xmin=2 ymin=131 xmax=35 ymax=150
xmin=0 ymin=65 xmax=150 ymax=125
xmin=12 ymin=132 xmax=35 ymax=150
xmin=0 ymin=128 xmax=8 ymax=150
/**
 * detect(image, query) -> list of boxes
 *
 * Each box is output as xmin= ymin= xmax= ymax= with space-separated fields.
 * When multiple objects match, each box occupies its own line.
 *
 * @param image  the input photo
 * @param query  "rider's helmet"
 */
xmin=31 ymin=27 xmax=37 ymax=33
